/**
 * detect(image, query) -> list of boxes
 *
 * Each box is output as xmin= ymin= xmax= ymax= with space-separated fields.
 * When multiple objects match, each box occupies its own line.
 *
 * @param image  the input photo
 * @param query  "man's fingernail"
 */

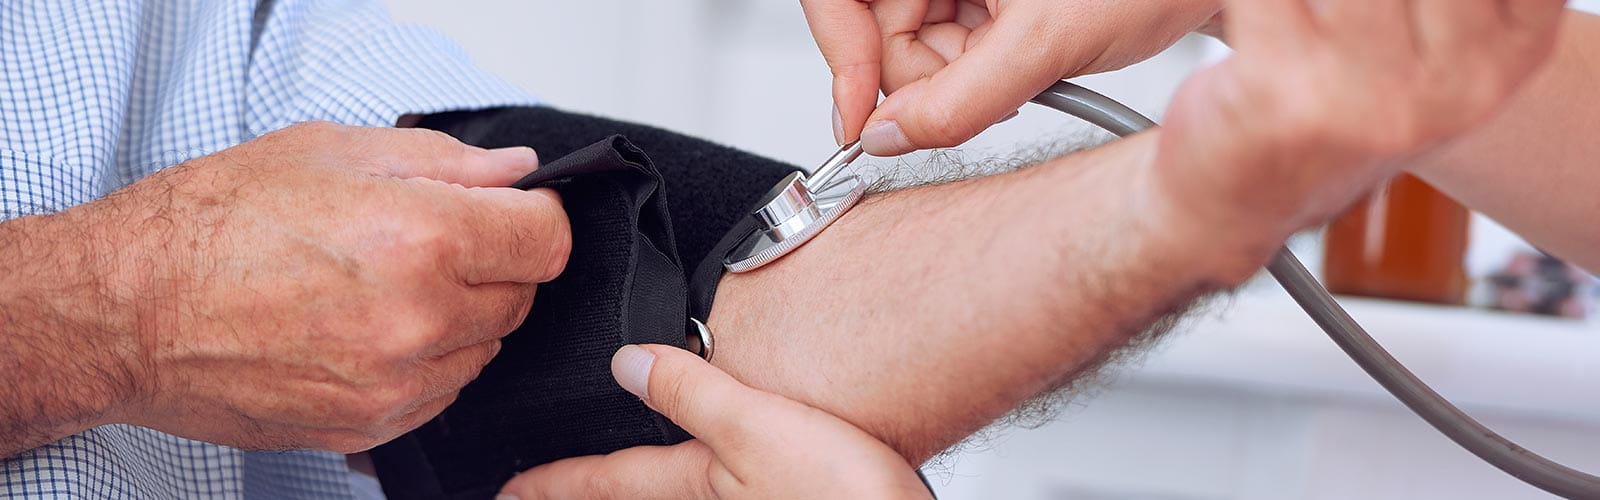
xmin=861 ymin=120 xmax=912 ymax=156
xmin=996 ymin=110 xmax=1020 ymax=125
xmin=611 ymin=345 xmax=655 ymax=400
xmin=495 ymin=495 xmax=520 ymax=500
xmin=490 ymin=146 xmax=539 ymax=171
xmin=831 ymin=104 xmax=845 ymax=145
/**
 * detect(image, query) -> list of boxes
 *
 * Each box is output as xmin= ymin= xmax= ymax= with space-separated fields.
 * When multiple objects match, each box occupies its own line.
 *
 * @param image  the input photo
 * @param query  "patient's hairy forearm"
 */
xmin=707 ymin=132 xmax=1270 ymax=461
xmin=0 ymin=212 xmax=138 ymax=457
xmin=1407 ymin=11 xmax=1600 ymax=271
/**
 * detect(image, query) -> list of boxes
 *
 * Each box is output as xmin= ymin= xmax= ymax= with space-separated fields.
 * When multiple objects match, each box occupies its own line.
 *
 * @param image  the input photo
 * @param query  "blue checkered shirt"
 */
xmin=0 ymin=0 xmax=536 ymax=497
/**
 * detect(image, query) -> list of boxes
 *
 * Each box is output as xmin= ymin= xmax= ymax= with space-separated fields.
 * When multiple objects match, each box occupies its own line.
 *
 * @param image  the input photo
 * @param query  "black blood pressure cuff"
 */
xmin=368 ymin=107 xmax=799 ymax=500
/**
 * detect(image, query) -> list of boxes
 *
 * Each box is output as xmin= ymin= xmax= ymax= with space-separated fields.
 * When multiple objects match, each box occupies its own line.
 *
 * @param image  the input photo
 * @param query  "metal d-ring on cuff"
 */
xmin=687 ymin=318 xmax=714 ymax=362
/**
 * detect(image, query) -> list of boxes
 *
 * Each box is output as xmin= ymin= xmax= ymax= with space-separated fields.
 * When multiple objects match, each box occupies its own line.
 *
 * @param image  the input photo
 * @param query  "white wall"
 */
xmin=381 ymin=0 xmax=1208 ymax=167
xmin=381 ymin=2 xmax=1600 ymax=499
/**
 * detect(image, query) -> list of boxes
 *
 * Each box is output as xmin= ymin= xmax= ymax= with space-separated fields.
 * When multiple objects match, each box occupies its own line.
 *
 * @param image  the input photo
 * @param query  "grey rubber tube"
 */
xmin=1030 ymin=81 xmax=1158 ymax=136
xmin=1031 ymin=80 xmax=1600 ymax=499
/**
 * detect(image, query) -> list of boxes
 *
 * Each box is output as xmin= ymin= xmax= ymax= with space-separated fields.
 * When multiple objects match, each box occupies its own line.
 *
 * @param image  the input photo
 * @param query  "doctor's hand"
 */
xmin=1156 ymin=0 xmax=1567 ymax=248
xmin=802 ymin=0 xmax=1220 ymax=156
xmin=498 ymin=345 xmax=932 ymax=500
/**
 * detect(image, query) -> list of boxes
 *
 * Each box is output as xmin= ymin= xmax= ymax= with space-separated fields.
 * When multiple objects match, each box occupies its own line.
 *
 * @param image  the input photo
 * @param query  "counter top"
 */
xmin=1129 ymin=286 xmax=1600 ymax=424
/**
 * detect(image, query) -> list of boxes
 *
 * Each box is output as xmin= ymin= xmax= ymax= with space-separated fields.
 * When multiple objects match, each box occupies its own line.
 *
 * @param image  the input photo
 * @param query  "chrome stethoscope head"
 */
xmin=723 ymin=142 xmax=867 ymax=272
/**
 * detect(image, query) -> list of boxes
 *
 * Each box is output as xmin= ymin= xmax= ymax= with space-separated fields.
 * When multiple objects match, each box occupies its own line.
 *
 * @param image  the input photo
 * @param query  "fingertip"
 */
xmin=488 ymin=146 xmax=540 ymax=176
xmin=837 ymin=90 xmax=879 ymax=143
xmin=832 ymin=103 xmax=846 ymax=145
xmin=498 ymin=455 xmax=601 ymax=500
xmin=497 ymin=467 xmax=538 ymax=500
xmin=611 ymin=344 xmax=711 ymax=402
xmin=829 ymin=63 xmax=882 ymax=143
xmin=861 ymin=119 xmax=914 ymax=156
xmin=611 ymin=345 xmax=656 ymax=400
xmin=859 ymin=88 xmax=920 ymax=155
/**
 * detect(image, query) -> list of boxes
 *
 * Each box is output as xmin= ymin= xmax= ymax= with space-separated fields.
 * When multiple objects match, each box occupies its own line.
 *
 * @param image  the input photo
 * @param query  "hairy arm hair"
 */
xmin=0 ymin=207 xmax=147 ymax=457
xmin=705 ymin=130 xmax=1274 ymax=462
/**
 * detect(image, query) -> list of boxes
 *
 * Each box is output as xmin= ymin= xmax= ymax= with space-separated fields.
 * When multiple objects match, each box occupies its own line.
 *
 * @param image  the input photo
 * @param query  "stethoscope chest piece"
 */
xmin=724 ymin=142 xmax=867 ymax=273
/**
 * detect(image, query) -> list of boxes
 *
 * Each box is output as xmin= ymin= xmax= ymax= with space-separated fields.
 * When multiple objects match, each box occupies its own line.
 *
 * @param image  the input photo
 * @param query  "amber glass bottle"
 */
xmin=1323 ymin=174 xmax=1470 ymax=305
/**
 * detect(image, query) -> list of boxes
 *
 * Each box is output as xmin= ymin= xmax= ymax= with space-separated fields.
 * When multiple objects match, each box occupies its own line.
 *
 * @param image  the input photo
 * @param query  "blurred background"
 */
xmin=383 ymin=1 xmax=1600 ymax=498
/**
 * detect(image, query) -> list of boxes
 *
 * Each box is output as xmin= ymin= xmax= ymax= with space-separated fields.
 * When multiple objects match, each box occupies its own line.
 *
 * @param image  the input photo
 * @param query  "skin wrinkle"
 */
xmin=0 ymin=122 xmax=565 ymax=456
xmin=0 ymin=216 xmax=122 ymax=449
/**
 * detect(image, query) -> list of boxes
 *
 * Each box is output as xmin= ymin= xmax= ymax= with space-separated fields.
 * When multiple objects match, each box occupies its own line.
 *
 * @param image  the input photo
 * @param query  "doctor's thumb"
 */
xmin=859 ymin=80 xmax=1024 ymax=157
xmin=610 ymin=344 xmax=766 ymax=443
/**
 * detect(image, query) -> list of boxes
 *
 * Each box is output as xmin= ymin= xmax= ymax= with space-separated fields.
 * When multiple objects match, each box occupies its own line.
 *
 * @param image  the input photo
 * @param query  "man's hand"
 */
xmin=0 ymin=122 xmax=570 ymax=456
xmin=498 ymin=345 xmax=931 ymax=500
xmin=1157 ymin=0 xmax=1567 ymax=243
xmin=802 ymin=0 xmax=1220 ymax=155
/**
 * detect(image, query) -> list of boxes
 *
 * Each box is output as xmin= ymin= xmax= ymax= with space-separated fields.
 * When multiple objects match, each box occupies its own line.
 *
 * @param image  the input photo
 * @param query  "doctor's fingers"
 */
xmin=801 ymin=0 xmax=885 ymax=143
xmin=500 ymin=441 xmax=721 ymax=500
xmin=499 ymin=344 xmax=912 ymax=500
xmin=1402 ymin=0 xmax=1564 ymax=128
xmin=615 ymin=345 xmax=928 ymax=498
xmin=1408 ymin=0 xmax=1565 ymax=55
xmin=1268 ymin=0 xmax=1566 ymax=62
xmin=864 ymin=0 xmax=1070 ymax=156
xmin=1322 ymin=0 xmax=1565 ymax=133
xmin=616 ymin=345 xmax=805 ymax=458
xmin=1310 ymin=0 xmax=1561 ymax=58
xmin=870 ymin=0 xmax=986 ymax=94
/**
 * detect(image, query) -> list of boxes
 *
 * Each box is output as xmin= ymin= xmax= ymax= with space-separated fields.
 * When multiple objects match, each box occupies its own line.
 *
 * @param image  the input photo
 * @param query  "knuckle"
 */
xmin=403 ymin=129 xmax=469 ymax=161
xmin=338 ymin=396 xmax=388 ymax=426
xmin=371 ymin=315 xmax=434 ymax=360
xmin=408 ymin=127 xmax=460 ymax=146
xmin=538 ymin=226 xmax=572 ymax=282
xmin=287 ymin=120 xmax=341 ymax=136
xmin=433 ymin=359 xmax=482 ymax=391
xmin=373 ymin=333 xmax=423 ymax=363
xmin=402 ymin=220 xmax=455 ymax=261
xmin=474 ymin=340 xmax=504 ymax=367
xmin=323 ymin=432 xmax=381 ymax=454
xmin=653 ymin=368 xmax=699 ymax=420
xmin=363 ymin=380 xmax=421 ymax=420
xmin=287 ymin=121 xmax=351 ymax=148
xmin=912 ymin=103 xmax=978 ymax=148
xmin=399 ymin=312 xmax=451 ymax=356
xmin=523 ymin=194 xmax=572 ymax=282
xmin=256 ymin=121 xmax=337 ymax=151
xmin=384 ymin=219 xmax=456 ymax=279
xmin=828 ymin=59 xmax=876 ymax=81
xmin=1266 ymin=98 xmax=1328 ymax=149
xmin=497 ymin=289 xmax=534 ymax=334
